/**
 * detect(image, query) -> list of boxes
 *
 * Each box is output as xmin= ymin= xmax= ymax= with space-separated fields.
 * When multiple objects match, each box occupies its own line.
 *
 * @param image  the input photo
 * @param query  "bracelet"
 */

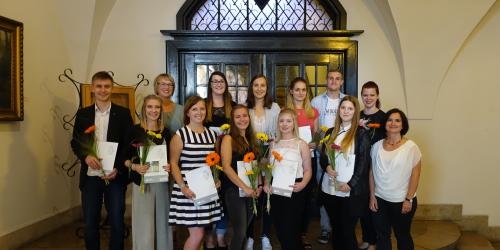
xmin=179 ymin=183 xmax=186 ymax=189
xmin=405 ymin=197 xmax=413 ymax=203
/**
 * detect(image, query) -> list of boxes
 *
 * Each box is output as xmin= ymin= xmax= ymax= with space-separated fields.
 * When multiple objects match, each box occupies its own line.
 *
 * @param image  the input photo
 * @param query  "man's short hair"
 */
xmin=91 ymin=71 xmax=114 ymax=84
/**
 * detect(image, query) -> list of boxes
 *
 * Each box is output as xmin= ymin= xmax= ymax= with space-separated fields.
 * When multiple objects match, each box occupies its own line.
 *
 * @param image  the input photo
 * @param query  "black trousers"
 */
xmin=270 ymin=188 xmax=307 ymax=250
xmin=322 ymin=193 xmax=360 ymax=250
xmin=360 ymin=207 xmax=377 ymax=244
xmin=371 ymin=196 xmax=418 ymax=250
xmin=247 ymin=190 xmax=272 ymax=238
xmin=81 ymin=177 xmax=126 ymax=250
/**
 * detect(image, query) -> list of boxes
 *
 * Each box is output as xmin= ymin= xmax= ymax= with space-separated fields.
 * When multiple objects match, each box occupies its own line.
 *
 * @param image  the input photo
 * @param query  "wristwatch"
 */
xmin=405 ymin=197 xmax=413 ymax=203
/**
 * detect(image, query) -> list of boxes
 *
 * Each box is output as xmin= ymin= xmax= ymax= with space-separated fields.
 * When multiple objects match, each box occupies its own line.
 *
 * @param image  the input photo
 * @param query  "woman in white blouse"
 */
xmin=369 ymin=108 xmax=422 ymax=250
xmin=247 ymin=74 xmax=281 ymax=139
xmin=245 ymin=74 xmax=280 ymax=249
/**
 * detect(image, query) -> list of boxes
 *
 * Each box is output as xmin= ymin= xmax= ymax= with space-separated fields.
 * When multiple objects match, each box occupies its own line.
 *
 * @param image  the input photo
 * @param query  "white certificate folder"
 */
xmin=271 ymin=159 xmax=298 ymax=197
xmin=141 ymin=145 xmax=169 ymax=184
xmin=185 ymin=166 xmax=219 ymax=206
xmin=87 ymin=141 xmax=118 ymax=176
xmin=237 ymin=161 xmax=252 ymax=197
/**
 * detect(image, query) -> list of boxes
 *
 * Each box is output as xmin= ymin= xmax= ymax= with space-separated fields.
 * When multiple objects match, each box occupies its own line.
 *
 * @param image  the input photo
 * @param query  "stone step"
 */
xmin=409 ymin=220 xmax=461 ymax=250
xmin=457 ymin=231 xmax=494 ymax=250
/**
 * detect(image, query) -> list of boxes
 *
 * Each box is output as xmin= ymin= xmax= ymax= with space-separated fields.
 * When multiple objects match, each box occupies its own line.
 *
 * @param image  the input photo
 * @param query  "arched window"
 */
xmin=191 ymin=0 xmax=337 ymax=31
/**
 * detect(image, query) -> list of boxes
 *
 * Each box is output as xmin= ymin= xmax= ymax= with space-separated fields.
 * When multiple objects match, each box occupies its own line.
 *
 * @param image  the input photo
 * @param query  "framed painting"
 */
xmin=80 ymin=84 xmax=137 ymax=122
xmin=0 ymin=16 xmax=23 ymax=121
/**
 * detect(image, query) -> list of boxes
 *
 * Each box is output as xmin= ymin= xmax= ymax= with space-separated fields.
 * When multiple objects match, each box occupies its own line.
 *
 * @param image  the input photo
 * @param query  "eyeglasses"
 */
xmin=158 ymin=83 xmax=175 ymax=88
xmin=211 ymin=80 xmax=225 ymax=85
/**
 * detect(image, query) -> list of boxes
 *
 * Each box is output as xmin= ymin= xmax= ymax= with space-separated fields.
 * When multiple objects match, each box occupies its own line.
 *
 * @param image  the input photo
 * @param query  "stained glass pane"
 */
xmin=189 ymin=0 xmax=334 ymax=31
xmin=277 ymin=0 xmax=304 ymax=31
xmin=249 ymin=0 xmax=276 ymax=30
xmin=220 ymin=0 xmax=247 ymax=30
xmin=191 ymin=0 xmax=219 ymax=30
xmin=306 ymin=0 xmax=333 ymax=30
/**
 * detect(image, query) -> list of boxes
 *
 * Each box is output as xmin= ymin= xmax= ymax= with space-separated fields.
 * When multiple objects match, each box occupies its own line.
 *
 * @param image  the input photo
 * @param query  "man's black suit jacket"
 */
xmin=71 ymin=103 xmax=133 ymax=190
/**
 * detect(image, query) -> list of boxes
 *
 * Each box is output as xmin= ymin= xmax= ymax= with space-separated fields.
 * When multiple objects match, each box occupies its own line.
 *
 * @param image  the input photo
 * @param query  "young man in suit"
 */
xmin=71 ymin=71 xmax=133 ymax=250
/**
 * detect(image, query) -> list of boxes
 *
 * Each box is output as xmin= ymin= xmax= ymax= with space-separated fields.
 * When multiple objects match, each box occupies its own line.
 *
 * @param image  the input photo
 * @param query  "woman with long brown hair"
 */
xmin=153 ymin=73 xmax=184 ymax=135
xmin=168 ymin=96 xmax=222 ymax=250
xmin=245 ymin=74 xmax=279 ymax=249
xmin=220 ymin=105 xmax=259 ymax=250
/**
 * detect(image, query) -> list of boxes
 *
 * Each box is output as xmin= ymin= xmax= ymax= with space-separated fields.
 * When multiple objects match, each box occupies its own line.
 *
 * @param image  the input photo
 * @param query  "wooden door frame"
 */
xmin=161 ymin=30 xmax=363 ymax=103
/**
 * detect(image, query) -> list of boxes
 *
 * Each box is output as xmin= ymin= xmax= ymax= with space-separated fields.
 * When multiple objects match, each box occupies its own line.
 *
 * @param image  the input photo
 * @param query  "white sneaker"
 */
xmin=261 ymin=236 xmax=272 ymax=250
xmin=246 ymin=237 xmax=254 ymax=250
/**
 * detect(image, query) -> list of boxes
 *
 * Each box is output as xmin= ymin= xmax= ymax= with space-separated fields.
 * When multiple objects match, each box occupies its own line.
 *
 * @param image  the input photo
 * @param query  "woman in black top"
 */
xmin=319 ymin=96 xmax=371 ymax=250
xmin=204 ymin=71 xmax=235 ymax=249
xmin=220 ymin=104 xmax=259 ymax=250
xmin=360 ymin=81 xmax=386 ymax=145
xmin=358 ymin=81 xmax=386 ymax=249
xmin=205 ymin=71 xmax=236 ymax=128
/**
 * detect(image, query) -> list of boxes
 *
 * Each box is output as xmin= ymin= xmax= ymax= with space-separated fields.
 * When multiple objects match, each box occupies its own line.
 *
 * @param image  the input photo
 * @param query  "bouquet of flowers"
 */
xmin=77 ymin=125 xmax=109 ymax=185
xmin=313 ymin=125 xmax=329 ymax=145
xmin=319 ymin=135 xmax=343 ymax=188
xmin=262 ymin=150 xmax=283 ymax=213
xmin=131 ymin=130 xmax=162 ymax=193
xmin=243 ymin=152 xmax=261 ymax=214
xmin=255 ymin=132 xmax=270 ymax=165
xmin=206 ymin=152 xmax=223 ymax=183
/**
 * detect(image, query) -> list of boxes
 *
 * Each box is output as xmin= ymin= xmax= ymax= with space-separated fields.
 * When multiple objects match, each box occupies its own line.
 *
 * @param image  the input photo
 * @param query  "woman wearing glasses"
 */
xmin=204 ymin=71 xmax=235 ymax=249
xmin=205 ymin=71 xmax=236 ymax=129
xmin=154 ymin=73 xmax=184 ymax=135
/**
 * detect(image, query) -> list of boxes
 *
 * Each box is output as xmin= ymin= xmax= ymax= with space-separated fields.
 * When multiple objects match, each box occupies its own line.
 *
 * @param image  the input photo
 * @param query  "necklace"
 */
xmin=385 ymin=138 xmax=402 ymax=146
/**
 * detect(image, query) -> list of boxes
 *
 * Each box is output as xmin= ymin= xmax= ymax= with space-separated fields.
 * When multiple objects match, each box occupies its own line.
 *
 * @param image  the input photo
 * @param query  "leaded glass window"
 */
xmin=191 ymin=0 xmax=334 ymax=31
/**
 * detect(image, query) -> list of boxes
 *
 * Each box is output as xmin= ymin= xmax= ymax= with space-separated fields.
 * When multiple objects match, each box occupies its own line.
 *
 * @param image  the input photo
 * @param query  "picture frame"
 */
xmin=80 ymin=84 xmax=137 ymax=122
xmin=0 ymin=16 xmax=23 ymax=121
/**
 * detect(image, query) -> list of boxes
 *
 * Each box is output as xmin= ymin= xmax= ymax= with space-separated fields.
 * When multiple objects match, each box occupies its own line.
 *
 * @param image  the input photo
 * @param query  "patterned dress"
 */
xmin=169 ymin=126 xmax=223 ymax=227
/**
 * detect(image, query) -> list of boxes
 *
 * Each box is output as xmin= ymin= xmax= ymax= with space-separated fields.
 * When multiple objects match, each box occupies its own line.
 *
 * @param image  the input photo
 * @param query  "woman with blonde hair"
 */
xmin=286 ymin=77 xmax=319 ymax=248
xmin=319 ymin=96 xmax=371 ymax=250
xmin=124 ymin=94 xmax=173 ymax=250
xmin=265 ymin=108 xmax=312 ymax=250
xmin=153 ymin=73 xmax=184 ymax=135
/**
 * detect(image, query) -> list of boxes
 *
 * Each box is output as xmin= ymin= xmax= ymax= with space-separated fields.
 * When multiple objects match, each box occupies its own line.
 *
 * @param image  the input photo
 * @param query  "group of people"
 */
xmin=71 ymin=69 xmax=422 ymax=250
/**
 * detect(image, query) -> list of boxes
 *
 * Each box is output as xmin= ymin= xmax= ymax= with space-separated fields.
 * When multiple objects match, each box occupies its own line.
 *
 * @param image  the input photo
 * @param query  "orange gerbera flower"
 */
xmin=271 ymin=150 xmax=283 ymax=162
xmin=84 ymin=125 xmax=96 ymax=134
xmin=205 ymin=152 xmax=220 ymax=167
xmin=243 ymin=152 xmax=255 ymax=163
xmin=367 ymin=123 xmax=381 ymax=129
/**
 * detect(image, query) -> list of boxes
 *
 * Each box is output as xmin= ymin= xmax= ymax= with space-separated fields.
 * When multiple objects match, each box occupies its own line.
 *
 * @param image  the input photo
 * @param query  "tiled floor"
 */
xmin=18 ymin=217 xmax=463 ymax=250
xmin=17 ymin=216 xmax=340 ymax=250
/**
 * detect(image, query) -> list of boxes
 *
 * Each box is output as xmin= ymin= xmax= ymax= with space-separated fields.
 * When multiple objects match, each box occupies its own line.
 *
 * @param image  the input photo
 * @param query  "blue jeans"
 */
xmin=81 ymin=177 xmax=126 ymax=250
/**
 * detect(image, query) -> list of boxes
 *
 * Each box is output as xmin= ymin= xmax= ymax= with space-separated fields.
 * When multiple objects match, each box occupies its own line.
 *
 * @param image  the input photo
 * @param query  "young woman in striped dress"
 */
xmin=169 ymin=95 xmax=223 ymax=250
